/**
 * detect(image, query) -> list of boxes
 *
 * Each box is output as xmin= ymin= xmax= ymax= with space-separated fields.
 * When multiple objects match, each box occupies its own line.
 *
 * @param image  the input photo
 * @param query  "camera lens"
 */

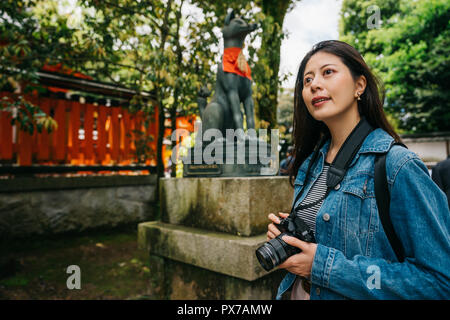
xmin=256 ymin=245 xmax=275 ymax=271
xmin=255 ymin=236 xmax=290 ymax=271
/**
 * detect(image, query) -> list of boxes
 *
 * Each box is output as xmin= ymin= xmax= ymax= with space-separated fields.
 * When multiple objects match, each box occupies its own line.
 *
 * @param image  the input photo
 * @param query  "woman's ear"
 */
xmin=356 ymin=75 xmax=367 ymax=94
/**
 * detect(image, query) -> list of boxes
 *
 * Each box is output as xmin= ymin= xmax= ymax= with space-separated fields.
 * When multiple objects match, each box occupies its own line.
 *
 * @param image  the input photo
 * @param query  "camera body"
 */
xmin=255 ymin=215 xmax=315 ymax=272
xmin=276 ymin=215 xmax=315 ymax=243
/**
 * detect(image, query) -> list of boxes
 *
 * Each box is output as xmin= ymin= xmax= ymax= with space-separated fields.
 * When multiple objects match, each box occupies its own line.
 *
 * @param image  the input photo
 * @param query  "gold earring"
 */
xmin=356 ymin=92 xmax=361 ymax=100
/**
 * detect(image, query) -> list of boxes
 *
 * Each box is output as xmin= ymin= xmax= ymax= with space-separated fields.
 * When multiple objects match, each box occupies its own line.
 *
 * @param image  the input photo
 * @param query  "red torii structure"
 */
xmin=0 ymin=65 xmax=195 ymax=175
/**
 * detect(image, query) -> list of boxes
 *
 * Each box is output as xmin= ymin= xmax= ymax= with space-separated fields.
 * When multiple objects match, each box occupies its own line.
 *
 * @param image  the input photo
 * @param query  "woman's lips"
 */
xmin=313 ymin=98 xmax=331 ymax=107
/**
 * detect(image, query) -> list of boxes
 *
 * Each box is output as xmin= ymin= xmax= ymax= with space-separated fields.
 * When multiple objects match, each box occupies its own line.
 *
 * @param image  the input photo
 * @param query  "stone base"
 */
xmin=138 ymin=221 xmax=273 ymax=281
xmin=141 ymin=175 xmax=294 ymax=299
xmin=182 ymin=138 xmax=278 ymax=177
xmin=159 ymin=176 xmax=293 ymax=236
xmin=147 ymin=256 xmax=285 ymax=300
xmin=138 ymin=221 xmax=285 ymax=299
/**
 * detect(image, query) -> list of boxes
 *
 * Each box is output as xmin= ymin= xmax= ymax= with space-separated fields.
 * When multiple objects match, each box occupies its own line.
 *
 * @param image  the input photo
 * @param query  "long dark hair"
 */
xmin=288 ymin=40 xmax=403 ymax=185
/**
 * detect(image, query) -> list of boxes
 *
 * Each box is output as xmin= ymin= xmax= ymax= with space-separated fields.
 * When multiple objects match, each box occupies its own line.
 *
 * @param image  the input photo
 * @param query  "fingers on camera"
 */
xmin=268 ymin=213 xmax=280 ymax=224
xmin=268 ymin=223 xmax=280 ymax=236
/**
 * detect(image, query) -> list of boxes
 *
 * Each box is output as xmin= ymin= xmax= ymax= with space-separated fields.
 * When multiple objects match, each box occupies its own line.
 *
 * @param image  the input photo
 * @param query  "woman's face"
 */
xmin=301 ymin=51 xmax=365 ymax=123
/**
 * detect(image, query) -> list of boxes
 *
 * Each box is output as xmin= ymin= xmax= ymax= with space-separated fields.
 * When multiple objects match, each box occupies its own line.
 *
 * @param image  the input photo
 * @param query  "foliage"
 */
xmin=277 ymin=88 xmax=294 ymax=157
xmin=1 ymin=0 xmax=299 ymax=173
xmin=1 ymin=0 xmax=217 ymax=173
xmin=253 ymin=0 xmax=294 ymax=130
xmin=339 ymin=0 xmax=450 ymax=133
xmin=0 ymin=0 xmax=73 ymax=133
xmin=0 ymin=95 xmax=58 ymax=134
xmin=127 ymin=129 xmax=155 ymax=164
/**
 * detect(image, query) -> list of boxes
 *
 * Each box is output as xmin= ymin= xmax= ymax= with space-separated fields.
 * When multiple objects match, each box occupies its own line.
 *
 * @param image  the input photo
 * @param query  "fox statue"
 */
xmin=197 ymin=9 xmax=258 ymax=137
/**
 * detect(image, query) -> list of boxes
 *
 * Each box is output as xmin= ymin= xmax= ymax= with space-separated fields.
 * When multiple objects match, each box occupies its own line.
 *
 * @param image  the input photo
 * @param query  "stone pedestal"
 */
xmin=159 ymin=176 xmax=293 ymax=236
xmin=182 ymin=138 xmax=279 ymax=177
xmin=138 ymin=176 xmax=293 ymax=299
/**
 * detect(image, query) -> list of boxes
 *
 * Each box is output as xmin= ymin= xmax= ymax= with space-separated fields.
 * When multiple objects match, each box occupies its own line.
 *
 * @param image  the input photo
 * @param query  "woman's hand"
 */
xmin=278 ymin=235 xmax=317 ymax=278
xmin=266 ymin=213 xmax=317 ymax=278
xmin=267 ymin=212 xmax=289 ymax=241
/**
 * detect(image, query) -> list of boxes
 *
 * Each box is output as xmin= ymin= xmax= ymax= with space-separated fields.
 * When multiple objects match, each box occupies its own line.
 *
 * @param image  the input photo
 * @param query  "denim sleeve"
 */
xmin=311 ymin=156 xmax=450 ymax=299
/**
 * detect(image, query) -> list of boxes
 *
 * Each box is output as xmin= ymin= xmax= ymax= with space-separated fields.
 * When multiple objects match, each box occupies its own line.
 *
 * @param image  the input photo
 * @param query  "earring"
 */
xmin=356 ymin=92 xmax=361 ymax=100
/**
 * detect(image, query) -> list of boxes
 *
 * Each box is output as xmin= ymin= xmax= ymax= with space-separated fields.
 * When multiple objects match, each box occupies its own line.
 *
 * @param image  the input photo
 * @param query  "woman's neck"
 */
xmin=324 ymin=112 xmax=361 ymax=163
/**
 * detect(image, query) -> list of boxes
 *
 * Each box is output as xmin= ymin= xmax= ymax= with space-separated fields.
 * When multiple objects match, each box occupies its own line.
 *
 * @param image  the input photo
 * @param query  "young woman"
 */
xmin=267 ymin=40 xmax=450 ymax=300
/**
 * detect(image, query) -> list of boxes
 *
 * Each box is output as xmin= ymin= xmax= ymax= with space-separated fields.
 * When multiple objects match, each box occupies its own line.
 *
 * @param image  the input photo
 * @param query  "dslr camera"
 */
xmin=255 ymin=215 xmax=315 ymax=271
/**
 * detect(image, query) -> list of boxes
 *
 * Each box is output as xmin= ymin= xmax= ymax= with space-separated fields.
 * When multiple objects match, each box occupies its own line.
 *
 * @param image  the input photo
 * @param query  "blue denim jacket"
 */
xmin=276 ymin=128 xmax=450 ymax=300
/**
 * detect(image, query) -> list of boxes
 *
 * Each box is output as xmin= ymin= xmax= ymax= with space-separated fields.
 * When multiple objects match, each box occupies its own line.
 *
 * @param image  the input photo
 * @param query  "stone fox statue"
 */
xmin=198 ymin=10 xmax=258 ymax=137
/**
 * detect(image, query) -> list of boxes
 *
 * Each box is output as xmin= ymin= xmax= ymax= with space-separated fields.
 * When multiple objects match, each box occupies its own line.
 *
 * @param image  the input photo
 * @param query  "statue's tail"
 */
xmin=197 ymin=86 xmax=211 ymax=120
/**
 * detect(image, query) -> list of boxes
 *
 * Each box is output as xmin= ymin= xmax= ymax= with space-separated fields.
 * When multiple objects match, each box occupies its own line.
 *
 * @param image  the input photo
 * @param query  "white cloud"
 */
xmin=280 ymin=0 xmax=343 ymax=88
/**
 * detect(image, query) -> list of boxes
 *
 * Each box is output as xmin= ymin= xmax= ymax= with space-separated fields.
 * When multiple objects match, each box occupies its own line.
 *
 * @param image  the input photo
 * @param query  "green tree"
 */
xmin=253 ymin=0 xmax=295 ymax=130
xmin=339 ymin=0 xmax=450 ymax=133
xmin=277 ymin=87 xmax=294 ymax=157
xmin=2 ymin=0 xmax=219 ymax=177
xmin=0 ymin=0 xmax=78 ymax=134
xmin=339 ymin=0 xmax=401 ymax=54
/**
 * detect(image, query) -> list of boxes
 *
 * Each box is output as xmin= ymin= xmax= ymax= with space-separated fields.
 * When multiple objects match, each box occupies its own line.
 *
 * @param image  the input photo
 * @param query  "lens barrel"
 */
xmin=255 ymin=234 xmax=297 ymax=271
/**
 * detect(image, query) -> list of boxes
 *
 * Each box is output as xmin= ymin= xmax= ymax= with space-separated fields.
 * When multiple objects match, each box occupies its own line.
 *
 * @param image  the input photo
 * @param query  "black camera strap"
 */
xmin=290 ymin=117 xmax=374 ymax=215
xmin=326 ymin=117 xmax=374 ymax=189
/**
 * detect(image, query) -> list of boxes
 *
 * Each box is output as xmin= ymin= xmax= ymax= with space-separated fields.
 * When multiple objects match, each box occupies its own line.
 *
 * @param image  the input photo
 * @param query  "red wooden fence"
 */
xmin=0 ymin=92 xmax=195 ymax=169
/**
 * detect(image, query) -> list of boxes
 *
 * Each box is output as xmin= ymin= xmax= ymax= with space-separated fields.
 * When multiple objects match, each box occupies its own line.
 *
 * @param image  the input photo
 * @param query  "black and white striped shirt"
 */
xmin=294 ymin=162 xmax=330 ymax=235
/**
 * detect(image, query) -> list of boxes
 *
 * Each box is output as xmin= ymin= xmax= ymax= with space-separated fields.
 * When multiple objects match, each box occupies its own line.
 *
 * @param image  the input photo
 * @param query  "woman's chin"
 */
xmin=310 ymin=109 xmax=333 ymax=122
xmin=310 ymin=105 xmax=347 ymax=123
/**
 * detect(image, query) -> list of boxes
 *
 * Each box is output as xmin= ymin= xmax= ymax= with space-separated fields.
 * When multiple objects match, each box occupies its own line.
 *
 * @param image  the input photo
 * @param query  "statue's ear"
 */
xmin=224 ymin=9 xmax=235 ymax=25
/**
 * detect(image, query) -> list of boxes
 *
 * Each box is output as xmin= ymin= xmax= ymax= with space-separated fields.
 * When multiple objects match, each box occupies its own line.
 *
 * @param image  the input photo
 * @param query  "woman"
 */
xmin=267 ymin=40 xmax=450 ymax=300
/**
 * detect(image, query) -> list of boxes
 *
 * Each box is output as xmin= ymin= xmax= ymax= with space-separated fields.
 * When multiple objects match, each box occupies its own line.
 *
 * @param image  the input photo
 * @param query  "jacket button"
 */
xmin=323 ymin=213 xmax=330 ymax=222
xmin=334 ymin=183 xmax=340 ymax=190
xmin=315 ymin=287 xmax=321 ymax=295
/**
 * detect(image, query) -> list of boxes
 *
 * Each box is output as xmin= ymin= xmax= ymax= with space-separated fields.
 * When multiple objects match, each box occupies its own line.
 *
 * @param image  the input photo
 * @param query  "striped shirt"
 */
xmin=294 ymin=162 xmax=330 ymax=235
xmin=291 ymin=161 xmax=331 ymax=300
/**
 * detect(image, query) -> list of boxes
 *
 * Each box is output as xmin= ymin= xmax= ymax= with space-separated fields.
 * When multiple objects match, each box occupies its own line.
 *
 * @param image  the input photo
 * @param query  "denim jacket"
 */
xmin=276 ymin=128 xmax=450 ymax=300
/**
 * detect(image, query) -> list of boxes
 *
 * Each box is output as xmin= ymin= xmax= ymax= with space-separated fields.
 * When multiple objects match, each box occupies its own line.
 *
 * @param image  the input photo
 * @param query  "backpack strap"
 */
xmin=374 ymin=141 xmax=407 ymax=262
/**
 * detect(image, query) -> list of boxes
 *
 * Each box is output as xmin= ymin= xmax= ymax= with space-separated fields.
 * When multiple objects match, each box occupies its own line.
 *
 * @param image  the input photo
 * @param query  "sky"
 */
xmin=280 ymin=0 xmax=344 ymax=89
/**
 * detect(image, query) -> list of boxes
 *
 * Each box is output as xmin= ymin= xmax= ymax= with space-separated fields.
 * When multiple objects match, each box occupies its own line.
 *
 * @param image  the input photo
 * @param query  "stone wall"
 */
xmin=0 ymin=175 xmax=157 ymax=239
xmin=401 ymin=132 xmax=450 ymax=164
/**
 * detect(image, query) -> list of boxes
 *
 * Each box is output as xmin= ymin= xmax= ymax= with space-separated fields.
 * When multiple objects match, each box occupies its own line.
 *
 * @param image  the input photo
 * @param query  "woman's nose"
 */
xmin=310 ymin=76 xmax=323 ymax=91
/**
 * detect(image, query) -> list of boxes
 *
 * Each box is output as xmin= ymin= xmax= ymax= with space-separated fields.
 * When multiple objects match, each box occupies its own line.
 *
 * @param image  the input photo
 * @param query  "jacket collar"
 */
xmin=356 ymin=127 xmax=395 ymax=154
xmin=312 ymin=128 xmax=395 ymax=174
xmin=298 ymin=127 xmax=396 ymax=181
xmin=318 ymin=127 xmax=395 ymax=158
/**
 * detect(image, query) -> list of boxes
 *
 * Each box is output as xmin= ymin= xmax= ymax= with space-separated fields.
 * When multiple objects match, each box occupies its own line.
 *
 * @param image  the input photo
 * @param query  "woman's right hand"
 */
xmin=267 ymin=212 xmax=289 ymax=241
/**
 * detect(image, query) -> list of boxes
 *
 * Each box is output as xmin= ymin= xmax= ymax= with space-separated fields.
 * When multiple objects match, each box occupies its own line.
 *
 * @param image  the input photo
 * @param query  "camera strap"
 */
xmin=326 ymin=117 xmax=374 ymax=189
xmin=290 ymin=117 xmax=374 ymax=215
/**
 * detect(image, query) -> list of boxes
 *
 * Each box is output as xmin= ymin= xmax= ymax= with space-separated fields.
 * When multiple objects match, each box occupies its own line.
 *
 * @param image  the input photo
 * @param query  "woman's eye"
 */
xmin=304 ymin=69 xmax=333 ymax=84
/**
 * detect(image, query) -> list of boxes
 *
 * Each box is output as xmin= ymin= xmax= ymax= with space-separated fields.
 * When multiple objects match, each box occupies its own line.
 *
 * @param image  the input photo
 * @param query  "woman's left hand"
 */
xmin=278 ymin=235 xmax=318 ymax=278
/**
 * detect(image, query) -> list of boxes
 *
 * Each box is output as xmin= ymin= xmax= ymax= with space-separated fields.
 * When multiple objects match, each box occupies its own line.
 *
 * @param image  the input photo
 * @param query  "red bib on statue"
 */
xmin=222 ymin=47 xmax=252 ymax=81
